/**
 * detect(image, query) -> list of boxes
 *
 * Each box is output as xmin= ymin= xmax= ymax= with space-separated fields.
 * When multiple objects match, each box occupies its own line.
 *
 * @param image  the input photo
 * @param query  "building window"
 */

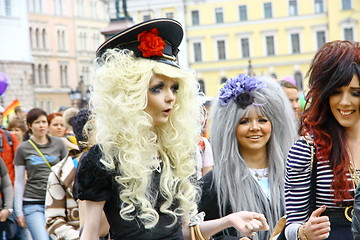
xmin=215 ymin=7 xmax=224 ymax=23
xmin=316 ymin=31 xmax=326 ymax=49
xmin=5 ymin=0 xmax=11 ymax=16
xmin=264 ymin=3 xmax=272 ymax=19
xmin=29 ymin=27 xmax=33 ymax=48
xmin=54 ymin=0 xmax=63 ymax=15
xmin=44 ymin=64 xmax=49 ymax=85
xmin=42 ymin=29 xmax=46 ymax=49
xmin=143 ymin=14 xmax=151 ymax=21
xmin=191 ymin=10 xmax=199 ymax=25
xmin=79 ymin=32 xmax=87 ymax=51
xmin=241 ymin=38 xmax=250 ymax=58
xmin=193 ymin=42 xmax=202 ymax=62
xmin=266 ymin=36 xmax=275 ymax=56
xmin=166 ymin=12 xmax=174 ymax=18
xmin=38 ymin=64 xmax=43 ymax=85
xmin=314 ymin=0 xmax=324 ymax=13
xmin=344 ymin=27 xmax=354 ymax=41
xmin=294 ymin=71 xmax=303 ymax=90
xmin=291 ymin=33 xmax=300 ymax=53
xmin=220 ymin=77 xmax=227 ymax=84
xmin=60 ymin=64 xmax=68 ymax=86
xmin=198 ymin=79 xmax=205 ymax=94
xmin=58 ymin=30 xmax=66 ymax=51
xmin=35 ymin=28 xmax=40 ymax=48
xmin=217 ymin=40 xmax=226 ymax=60
xmin=289 ymin=0 xmax=298 ymax=16
xmin=239 ymin=5 xmax=247 ymax=21
xmin=342 ymin=0 xmax=351 ymax=10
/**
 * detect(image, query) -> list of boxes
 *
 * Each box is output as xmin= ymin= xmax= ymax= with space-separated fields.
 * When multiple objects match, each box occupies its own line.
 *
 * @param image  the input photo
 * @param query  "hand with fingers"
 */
xmin=226 ymin=211 xmax=269 ymax=237
xmin=299 ymin=205 xmax=331 ymax=240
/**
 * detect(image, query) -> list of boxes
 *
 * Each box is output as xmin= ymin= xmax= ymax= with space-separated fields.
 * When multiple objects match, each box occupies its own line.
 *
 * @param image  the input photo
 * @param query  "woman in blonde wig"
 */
xmin=74 ymin=18 xmax=268 ymax=240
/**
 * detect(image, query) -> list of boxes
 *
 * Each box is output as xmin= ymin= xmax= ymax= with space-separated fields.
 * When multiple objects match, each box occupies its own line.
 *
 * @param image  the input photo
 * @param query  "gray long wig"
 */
xmin=210 ymin=76 xmax=297 ymax=239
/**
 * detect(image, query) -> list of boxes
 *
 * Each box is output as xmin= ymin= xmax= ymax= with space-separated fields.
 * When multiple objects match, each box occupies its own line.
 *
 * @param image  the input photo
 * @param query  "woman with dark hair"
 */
xmin=285 ymin=40 xmax=360 ymax=240
xmin=14 ymin=108 xmax=68 ymax=240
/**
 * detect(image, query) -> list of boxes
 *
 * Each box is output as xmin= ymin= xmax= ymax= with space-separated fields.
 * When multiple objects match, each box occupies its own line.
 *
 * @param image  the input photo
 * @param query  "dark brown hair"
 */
xmin=26 ymin=108 xmax=48 ymax=133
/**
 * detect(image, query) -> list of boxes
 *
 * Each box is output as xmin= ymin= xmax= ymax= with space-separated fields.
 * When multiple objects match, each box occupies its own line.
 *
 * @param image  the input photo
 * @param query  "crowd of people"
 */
xmin=0 ymin=18 xmax=358 ymax=240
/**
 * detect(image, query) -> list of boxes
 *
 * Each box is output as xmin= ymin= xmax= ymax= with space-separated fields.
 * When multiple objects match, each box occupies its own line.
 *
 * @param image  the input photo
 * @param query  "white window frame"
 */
xmin=312 ymin=25 xmax=328 ymax=51
xmin=262 ymin=31 xmax=277 ymax=56
xmin=237 ymin=32 xmax=252 ymax=59
xmin=191 ymin=10 xmax=200 ymax=26
xmin=341 ymin=19 xmax=356 ymax=41
xmin=314 ymin=0 xmax=324 ymax=13
xmin=287 ymin=28 xmax=302 ymax=54
xmin=263 ymin=2 xmax=272 ymax=19
xmin=189 ymin=38 xmax=205 ymax=63
xmin=215 ymin=7 xmax=224 ymax=23
xmin=239 ymin=5 xmax=247 ymax=21
xmin=213 ymin=35 xmax=228 ymax=61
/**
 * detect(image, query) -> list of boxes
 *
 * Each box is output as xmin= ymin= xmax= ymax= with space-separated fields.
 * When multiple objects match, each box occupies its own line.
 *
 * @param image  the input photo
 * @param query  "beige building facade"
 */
xmin=28 ymin=0 xmax=108 ymax=113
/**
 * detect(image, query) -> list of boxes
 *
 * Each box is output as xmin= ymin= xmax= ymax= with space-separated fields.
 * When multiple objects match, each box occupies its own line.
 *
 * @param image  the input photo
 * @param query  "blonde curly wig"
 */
xmin=90 ymin=49 xmax=202 ymax=228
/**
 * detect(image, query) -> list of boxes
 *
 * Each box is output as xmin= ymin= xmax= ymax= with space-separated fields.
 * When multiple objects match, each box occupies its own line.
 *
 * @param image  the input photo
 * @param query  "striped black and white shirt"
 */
xmin=284 ymin=138 xmax=354 ymax=238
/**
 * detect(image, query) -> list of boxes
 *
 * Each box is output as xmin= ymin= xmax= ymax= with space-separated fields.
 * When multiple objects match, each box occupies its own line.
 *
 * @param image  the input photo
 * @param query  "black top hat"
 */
xmin=96 ymin=18 xmax=183 ymax=67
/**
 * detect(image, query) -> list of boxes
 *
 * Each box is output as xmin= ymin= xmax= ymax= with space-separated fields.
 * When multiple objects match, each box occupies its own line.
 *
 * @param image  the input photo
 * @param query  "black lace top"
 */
xmin=74 ymin=145 xmax=183 ymax=240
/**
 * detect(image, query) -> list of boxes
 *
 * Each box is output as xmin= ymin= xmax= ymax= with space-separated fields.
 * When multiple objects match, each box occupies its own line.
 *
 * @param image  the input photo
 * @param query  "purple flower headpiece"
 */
xmin=219 ymin=74 xmax=266 ymax=109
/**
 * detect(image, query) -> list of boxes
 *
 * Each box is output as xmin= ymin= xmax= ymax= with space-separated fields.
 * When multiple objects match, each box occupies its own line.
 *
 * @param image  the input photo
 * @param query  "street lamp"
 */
xmin=68 ymin=76 xmax=90 ymax=109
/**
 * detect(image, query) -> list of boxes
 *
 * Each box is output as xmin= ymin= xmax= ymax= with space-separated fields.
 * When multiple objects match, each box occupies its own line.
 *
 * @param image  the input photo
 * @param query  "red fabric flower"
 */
xmin=137 ymin=28 xmax=166 ymax=58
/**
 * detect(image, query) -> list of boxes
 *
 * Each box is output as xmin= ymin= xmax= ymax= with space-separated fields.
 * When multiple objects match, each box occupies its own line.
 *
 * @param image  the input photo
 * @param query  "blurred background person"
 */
xmin=62 ymin=108 xmax=79 ymax=150
xmin=46 ymin=108 xmax=110 ymax=239
xmin=0 ymin=157 xmax=14 ymax=239
xmin=47 ymin=113 xmax=78 ymax=151
xmin=7 ymin=120 xmax=27 ymax=143
xmin=14 ymin=108 xmax=68 ymax=240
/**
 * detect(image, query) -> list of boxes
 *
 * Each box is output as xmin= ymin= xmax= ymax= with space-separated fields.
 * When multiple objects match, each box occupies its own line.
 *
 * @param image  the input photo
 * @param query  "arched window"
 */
xmin=35 ymin=28 xmax=40 ymax=48
xmin=60 ymin=65 xmax=63 ymax=85
xmin=44 ymin=64 xmax=49 ymax=85
xmin=294 ymin=71 xmax=303 ymax=91
xmin=38 ymin=64 xmax=42 ymax=85
xmin=29 ymin=27 xmax=33 ymax=48
xmin=42 ymin=29 xmax=46 ymax=49
xmin=198 ymin=79 xmax=205 ymax=94
xmin=64 ymin=65 xmax=68 ymax=85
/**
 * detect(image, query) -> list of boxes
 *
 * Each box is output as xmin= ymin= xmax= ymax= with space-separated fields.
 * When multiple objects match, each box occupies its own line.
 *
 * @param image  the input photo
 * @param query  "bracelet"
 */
xmin=302 ymin=224 xmax=309 ymax=240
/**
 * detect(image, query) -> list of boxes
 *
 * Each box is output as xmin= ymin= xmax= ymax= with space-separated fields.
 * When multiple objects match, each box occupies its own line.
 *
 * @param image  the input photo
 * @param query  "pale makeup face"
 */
xmin=283 ymin=87 xmax=300 ymax=116
xmin=236 ymin=108 xmax=272 ymax=154
xmin=329 ymin=74 xmax=360 ymax=130
xmin=48 ymin=116 xmax=66 ymax=137
xmin=145 ymin=74 xmax=178 ymax=126
xmin=29 ymin=115 xmax=48 ymax=138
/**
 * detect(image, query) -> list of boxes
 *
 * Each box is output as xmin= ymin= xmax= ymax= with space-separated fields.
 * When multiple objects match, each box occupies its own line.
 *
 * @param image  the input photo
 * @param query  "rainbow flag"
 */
xmin=2 ymin=99 xmax=21 ymax=126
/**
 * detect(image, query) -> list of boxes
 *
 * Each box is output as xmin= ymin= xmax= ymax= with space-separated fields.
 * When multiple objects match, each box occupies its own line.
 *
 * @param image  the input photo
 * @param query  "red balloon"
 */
xmin=0 ymin=72 xmax=9 ymax=96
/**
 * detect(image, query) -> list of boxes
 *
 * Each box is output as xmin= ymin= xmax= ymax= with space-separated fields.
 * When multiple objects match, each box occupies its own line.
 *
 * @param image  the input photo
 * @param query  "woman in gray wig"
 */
xmin=198 ymin=74 xmax=297 ymax=240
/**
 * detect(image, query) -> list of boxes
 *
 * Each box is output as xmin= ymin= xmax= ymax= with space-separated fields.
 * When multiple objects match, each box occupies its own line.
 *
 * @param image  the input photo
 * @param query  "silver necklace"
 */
xmin=252 ymin=168 xmax=269 ymax=181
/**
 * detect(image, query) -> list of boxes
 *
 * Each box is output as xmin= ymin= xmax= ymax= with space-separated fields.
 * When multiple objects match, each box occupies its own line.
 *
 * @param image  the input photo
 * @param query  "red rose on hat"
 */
xmin=137 ymin=28 xmax=166 ymax=58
